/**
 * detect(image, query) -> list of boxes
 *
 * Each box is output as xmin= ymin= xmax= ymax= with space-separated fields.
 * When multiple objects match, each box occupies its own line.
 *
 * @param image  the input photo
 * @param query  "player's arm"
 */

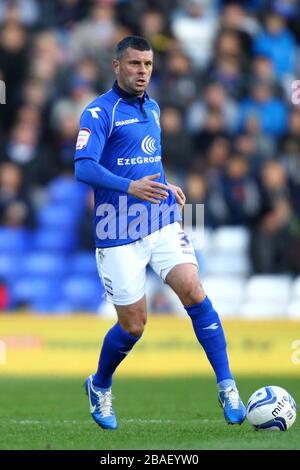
xmin=75 ymin=161 xmax=169 ymax=203
xmin=74 ymin=109 xmax=132 ymax=193
xmin=74 ymin=108 xmax=169 ymax=202
xmin=75 ymin=158 xmax=131 ymax=193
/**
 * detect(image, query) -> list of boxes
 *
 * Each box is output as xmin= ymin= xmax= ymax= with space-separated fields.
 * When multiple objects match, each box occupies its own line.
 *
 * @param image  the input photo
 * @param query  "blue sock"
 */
xmin=93 ymin=322 xmax=141 ymax=388
xmin=185 ymin=296 xmax=234 ymax=384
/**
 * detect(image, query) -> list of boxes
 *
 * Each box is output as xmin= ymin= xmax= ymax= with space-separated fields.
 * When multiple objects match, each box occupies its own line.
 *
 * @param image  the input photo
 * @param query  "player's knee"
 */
xmin=128 ymin=324 xmax=145 ymax=337
xmin=119 ymin=312 xmax=146 ymax=337
xmin=182 ymin=282 xmax=205 ymax=307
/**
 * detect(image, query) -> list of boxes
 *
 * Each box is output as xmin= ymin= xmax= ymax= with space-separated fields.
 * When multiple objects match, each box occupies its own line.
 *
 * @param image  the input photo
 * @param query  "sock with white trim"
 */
xmin=185 ymin=296 xmax=233 ymax=383
xmin=93 ymin=322 xmax=141 ymax=388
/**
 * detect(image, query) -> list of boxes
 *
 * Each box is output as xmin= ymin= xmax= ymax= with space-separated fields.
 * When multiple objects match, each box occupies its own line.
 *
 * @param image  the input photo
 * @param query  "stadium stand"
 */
xmin=1 ymin=0 xmax=300 ymax=317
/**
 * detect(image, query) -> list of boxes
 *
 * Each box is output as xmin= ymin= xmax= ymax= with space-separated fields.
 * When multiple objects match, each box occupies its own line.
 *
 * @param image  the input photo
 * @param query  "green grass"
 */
xmin=0 ymin=376 xmax=299 ymax=450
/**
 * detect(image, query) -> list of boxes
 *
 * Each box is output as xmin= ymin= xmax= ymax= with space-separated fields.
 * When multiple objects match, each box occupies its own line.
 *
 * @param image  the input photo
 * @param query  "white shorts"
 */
xmin=95 ymin=222 xmax=198 ymax=306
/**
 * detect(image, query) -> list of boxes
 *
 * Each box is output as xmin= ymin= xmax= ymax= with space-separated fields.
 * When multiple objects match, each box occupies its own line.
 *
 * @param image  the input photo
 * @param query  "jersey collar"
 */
xmin=112 ymin=81 xmax=149 ymax=103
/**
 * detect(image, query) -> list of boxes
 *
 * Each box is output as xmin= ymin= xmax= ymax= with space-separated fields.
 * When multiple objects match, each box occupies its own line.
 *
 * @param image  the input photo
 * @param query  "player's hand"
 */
xmin=128 ymin=173 xmax=170 ymax=203
xmin=168 ymin=183 xmax=186 ymax=208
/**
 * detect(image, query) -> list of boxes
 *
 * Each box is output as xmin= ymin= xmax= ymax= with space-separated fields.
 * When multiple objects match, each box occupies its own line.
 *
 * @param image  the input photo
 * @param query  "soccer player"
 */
xmin=74 ymin=36 xmax=246 ymax=430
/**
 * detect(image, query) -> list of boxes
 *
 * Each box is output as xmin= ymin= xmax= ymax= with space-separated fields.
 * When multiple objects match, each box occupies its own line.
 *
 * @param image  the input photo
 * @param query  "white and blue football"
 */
xmin=246 ymin=386 xmax=297 ymax=431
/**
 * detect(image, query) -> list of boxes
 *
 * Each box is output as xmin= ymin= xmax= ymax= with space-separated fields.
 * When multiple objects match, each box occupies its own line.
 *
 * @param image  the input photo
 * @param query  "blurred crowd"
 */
xmin=1 ymin=0 xmax=300 ymax=303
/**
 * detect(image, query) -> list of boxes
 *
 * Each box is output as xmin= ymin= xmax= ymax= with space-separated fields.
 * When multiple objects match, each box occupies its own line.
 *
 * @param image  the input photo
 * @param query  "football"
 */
xmin=246 ymin=386 xmax=297 ymax=431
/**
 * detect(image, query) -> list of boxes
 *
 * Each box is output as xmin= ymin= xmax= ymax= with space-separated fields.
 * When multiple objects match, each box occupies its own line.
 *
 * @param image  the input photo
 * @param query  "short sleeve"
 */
xmin=74 ymin=106 xmax=110 ymax=162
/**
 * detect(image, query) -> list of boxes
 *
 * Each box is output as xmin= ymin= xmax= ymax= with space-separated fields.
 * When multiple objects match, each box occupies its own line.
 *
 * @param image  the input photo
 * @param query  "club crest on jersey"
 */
xmin=152 ymin=110 xmax=160 ymax=128
xmin=76 ymin=128 xmax=91 ymax=150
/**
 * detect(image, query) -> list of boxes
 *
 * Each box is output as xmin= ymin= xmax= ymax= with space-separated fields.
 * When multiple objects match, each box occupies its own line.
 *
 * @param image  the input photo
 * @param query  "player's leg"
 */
xmin=93 ymin=296 xmax=147 ymax=389
xmin=166 ymin=263 xmax=234 ymax=384
xmin=167 ymin=263 xmax=246 ymax=424
xmin=150 ymin=223 xmax=246 ymax=424
xmin=85 ymin=296 xmax=147 ymax=430
xmin=86 ymin=242 xmax=149 ymax=430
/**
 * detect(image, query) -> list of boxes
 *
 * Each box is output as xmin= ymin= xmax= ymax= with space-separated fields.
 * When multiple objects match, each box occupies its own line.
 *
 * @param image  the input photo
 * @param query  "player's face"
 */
xmin=113 ymin=48 xmax=153 ymax=96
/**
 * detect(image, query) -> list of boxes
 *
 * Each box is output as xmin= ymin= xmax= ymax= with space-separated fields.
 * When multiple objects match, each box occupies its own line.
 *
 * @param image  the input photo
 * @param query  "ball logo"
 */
xmin=141 ymin=135 xmax=157 ymax=155
xmin=271 ymin=396 xmax=288 ymax=417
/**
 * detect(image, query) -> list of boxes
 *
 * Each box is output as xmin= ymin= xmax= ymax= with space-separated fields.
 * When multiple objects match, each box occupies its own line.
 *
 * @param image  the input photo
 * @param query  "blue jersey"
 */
xmin=75 ymin=81 xmax=180 ymax=248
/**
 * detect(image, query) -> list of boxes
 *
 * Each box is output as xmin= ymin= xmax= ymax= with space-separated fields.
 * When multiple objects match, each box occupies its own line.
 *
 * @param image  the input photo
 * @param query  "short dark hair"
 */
xmin=114 ymin=36 xmax=153 ymax=60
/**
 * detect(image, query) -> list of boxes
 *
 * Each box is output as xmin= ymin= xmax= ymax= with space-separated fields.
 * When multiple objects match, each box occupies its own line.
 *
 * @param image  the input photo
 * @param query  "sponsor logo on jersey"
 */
xmin=115 ymin=118 xmax=139 ymax=126
xmin=76 ymin=128 xmax=91 ymax=150
xmin=117 ymin=156 xmax=161 ymax=165
xmin=141 ymin=135 xmax=157 ymax=155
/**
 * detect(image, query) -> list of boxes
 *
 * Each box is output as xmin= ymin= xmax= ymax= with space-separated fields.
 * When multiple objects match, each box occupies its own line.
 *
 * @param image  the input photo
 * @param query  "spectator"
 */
xmin=171 ymin=0 xmax=218 ymax=69
xmin=249 ymin=160 xmax=293 ymax=273
xmin=184 ymin=172 xmax=209 ymax=225
xmin=222 ymin=154 xmax=261 ymax=225
xmin=250 ymin=54 xmax=285 ymax=98
xmin=253 ymin=9 xmax=297 ymax=78
xmin=42 ymin=0 xmax=89 ymax=30
xmin=193 ymin=108 xmax=228 ymax=155
xmin=0 ymin=21 xmax=30 ymax=128
xmin=214 ymin=29 xmax=245 ymax=64
xmin=220 ymin=2 xmax=260 ymax=53
xmin=161 ymin=106 xmax=195 ymax=174
xmin=51 ymin=109 xmax=80 ymax=173
xmin=237 ymin=81 xmax=288 ymax=136
xmin=139 ymin=9 xmax=173 ymax=54
xmin=186 ymin=81 xmax=238 ymax=134
xmin=280 ymin=108 xmax=300 ymax=178
xmin=159 ymin=50 xmax=198 ymax=108
xmin=0 ymin=0 xmax=40 ymax=27
xmin=205 ymin=54 xmax=246 ymax=100
xmin=0 ymin=162 xmax=35 ymax=227
xmin=233 ymin=132 xmax=275 ymax=173
xmin=50 ymin=75 xmax=97 ymax=139
xmin=2 ymin=122 xmax=55 ymax=186
xmin=70 ymin=0 xmax=119 ymax=61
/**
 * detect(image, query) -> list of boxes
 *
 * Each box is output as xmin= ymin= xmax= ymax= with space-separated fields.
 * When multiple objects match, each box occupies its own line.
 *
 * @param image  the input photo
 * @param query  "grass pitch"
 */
xmin=0 ymin=375 xmax=299 ymax=450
